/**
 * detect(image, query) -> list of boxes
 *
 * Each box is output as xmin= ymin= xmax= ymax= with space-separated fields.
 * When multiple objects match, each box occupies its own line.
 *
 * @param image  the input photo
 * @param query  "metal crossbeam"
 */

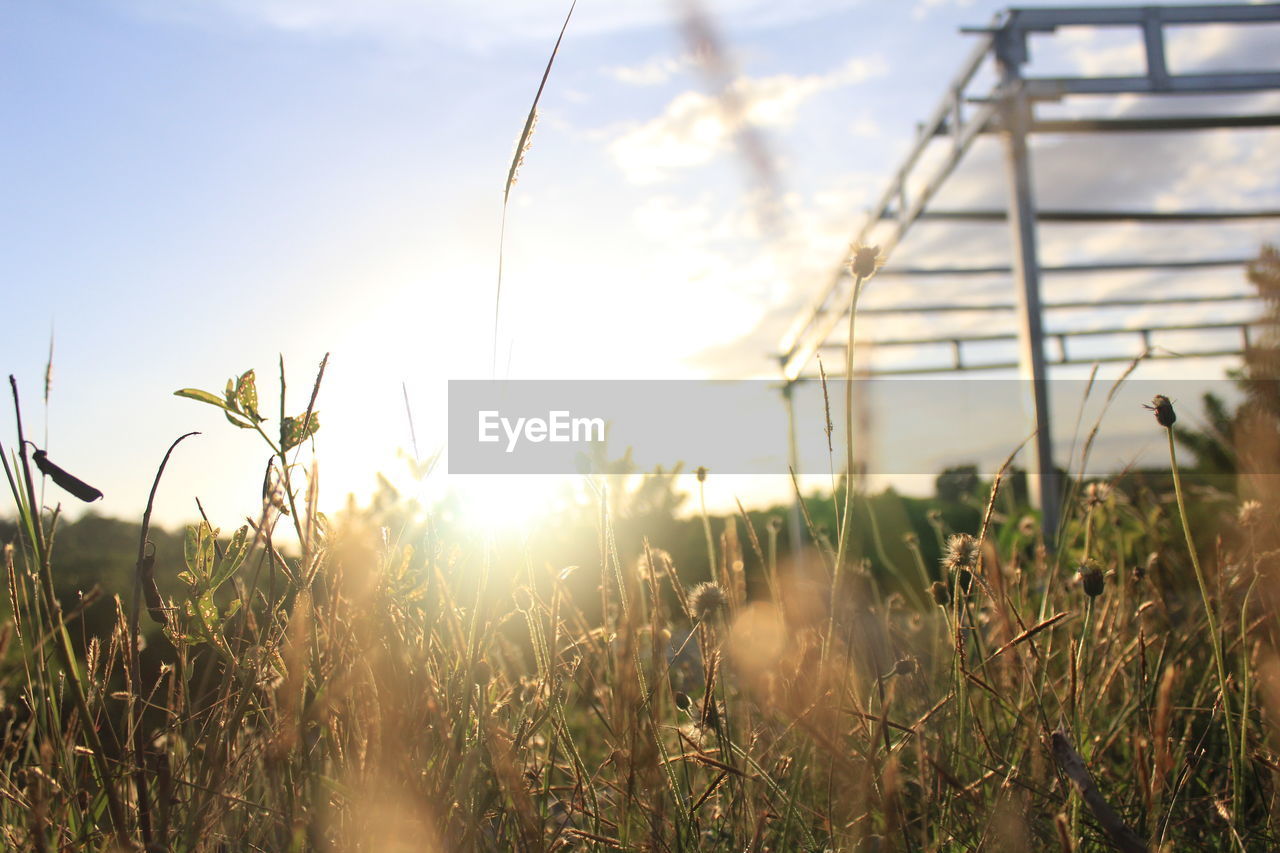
xmin=818 ymin=319 xmax=1257 ymax=351
xmin=858 ymin=292 xmax=1258 ymax=315
xmin=911 ymin=208 xmax=1280 ymax=223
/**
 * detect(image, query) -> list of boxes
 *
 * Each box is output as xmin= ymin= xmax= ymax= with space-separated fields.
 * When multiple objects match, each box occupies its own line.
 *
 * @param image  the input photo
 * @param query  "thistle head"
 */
xmin=943 ymin=533 xmax=979 ymax=572
xmin=688 ymin=581 xmax=727 ymax=621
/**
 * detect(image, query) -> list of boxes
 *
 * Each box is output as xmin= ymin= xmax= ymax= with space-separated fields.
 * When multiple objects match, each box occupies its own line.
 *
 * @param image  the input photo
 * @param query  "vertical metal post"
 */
xmin=783 ymin=380 xmax=806 ymax=567
xmin=996 ymin=25 xmax=1060 ymax=547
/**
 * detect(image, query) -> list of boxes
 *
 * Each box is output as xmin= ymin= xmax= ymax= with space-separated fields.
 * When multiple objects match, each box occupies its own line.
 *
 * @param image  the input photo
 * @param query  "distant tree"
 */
xmin=935 ymin=464 xmax=979 ymax=503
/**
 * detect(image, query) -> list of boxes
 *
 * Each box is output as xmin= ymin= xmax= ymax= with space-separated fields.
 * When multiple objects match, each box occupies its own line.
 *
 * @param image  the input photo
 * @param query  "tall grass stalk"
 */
xmin=1164 ymin=421 xmax=1242 ymax=825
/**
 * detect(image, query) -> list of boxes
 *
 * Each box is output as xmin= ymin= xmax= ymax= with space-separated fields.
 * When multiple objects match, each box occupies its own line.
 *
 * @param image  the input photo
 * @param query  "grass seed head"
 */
xmin=688 ymin=581 xmax=727 ymax=621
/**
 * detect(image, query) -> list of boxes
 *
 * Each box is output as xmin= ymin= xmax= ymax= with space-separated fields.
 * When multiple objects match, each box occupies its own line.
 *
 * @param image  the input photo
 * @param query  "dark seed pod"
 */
xmin=1079 ymin=562 xmax=1105 ymax=598
xmin=1144 ymin=394 xmax=1176 ymax=428
xmin=140 ymin=549 xmax=169 ymax=628
xmin=31 ymin=449 xmax=102 ymax=502
xmin=674 ymin=691 xmax=692 ymax=712
xmin=892 ymin=658 xmax=917 ymax=677
xmin=930 ymin=581 xmax=951 ymax=607
xmin=695 ymin=465 xmax=708 ymax=483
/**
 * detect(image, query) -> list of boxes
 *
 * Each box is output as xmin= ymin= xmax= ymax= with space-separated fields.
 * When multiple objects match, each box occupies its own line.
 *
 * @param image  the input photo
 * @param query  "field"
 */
xmin=5 ymin=259 xmax=1280 ymax=852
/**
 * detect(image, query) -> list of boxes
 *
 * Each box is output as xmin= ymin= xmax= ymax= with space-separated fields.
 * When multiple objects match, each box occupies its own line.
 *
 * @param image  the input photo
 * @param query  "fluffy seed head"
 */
xmin=943 ymin=533 xmax=979 ymax=571
xmin=688 ymin=581 xmax=727 ymax=621
xmin=1082 ymin=482 xmax=1112 ymax=509
xmin=1238 ymin=499 xmax=1264 ymax=529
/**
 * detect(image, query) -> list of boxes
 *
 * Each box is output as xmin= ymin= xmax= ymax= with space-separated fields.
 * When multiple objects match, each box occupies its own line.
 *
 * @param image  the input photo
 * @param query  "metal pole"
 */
xmin=996 ymin=27 xmax=1060 ymax=547
xmin=783 ymin=380 xmax=806 ymax=567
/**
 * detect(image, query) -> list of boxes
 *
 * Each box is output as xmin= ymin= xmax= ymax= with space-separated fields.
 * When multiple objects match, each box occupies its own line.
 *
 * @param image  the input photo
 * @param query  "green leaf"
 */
xmin=235 ymin=370 xmax=263 ymax=422
xmin=224 ymin=410 xmax=255 ymax=430
xmin=209 ymin=525 xmax=251 ymax=591
xmin=281 ymin=411 xmax=321 ymax=452
xmin=175 ymin=388 xmax=232 ymax=411
xmin=196 ymin=591 xmax=219 ymax=634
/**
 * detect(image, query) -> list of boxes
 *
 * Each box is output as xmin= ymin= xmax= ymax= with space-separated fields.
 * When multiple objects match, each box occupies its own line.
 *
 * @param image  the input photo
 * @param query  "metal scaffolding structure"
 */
xmin=777 ymin=3 xmax=1280 ymax=544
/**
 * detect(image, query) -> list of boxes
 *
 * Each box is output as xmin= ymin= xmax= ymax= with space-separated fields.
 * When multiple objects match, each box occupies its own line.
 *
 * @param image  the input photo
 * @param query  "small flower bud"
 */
xmin=930 ymin=581 xmax=951 ymax=606
xmin=695 ymin=466 xmax=708 ymax=483
xmin=1079 ymin=562 xmax=1105 ymax=598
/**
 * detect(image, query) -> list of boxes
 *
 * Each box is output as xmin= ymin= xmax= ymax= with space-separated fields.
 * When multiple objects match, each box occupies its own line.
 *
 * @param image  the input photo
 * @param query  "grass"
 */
xmin=0 ymin=348 xmax=1278 ymax=852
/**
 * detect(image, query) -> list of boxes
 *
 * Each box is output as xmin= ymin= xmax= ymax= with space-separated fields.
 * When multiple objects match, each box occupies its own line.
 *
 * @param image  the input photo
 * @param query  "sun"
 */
xmin=450 ymin=474 xmax=576 ymax=533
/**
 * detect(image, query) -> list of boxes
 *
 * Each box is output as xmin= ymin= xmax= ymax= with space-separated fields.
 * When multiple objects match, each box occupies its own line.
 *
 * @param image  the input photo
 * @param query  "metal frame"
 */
xmin=777 ymin=3 xmax=1280 ymax=544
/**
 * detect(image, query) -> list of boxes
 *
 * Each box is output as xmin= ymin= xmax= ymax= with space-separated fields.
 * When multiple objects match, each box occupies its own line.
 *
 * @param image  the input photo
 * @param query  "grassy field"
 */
xmin=2 ymin=340 xmax=1280 ymax=852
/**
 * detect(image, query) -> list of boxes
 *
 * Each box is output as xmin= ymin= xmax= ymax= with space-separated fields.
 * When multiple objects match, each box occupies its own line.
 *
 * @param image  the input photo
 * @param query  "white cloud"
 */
xmin=608 ymin=56 xmax=887 ymax=184
xmin=606 ymin=54 xmax=695 ymax=87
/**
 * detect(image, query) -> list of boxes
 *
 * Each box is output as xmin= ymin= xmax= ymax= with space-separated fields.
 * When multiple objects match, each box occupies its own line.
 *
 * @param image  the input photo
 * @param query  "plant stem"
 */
xmin=1165 ymin=425 xmax=1240 ymax=822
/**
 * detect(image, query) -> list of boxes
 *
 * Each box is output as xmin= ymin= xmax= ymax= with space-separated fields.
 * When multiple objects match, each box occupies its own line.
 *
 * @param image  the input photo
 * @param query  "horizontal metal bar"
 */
xmin=812 ymin=346 xmax=1248 ymax=377
xmin=876 ymin=257 xmax=1252 ymax=277
xmin=1031 ymin=113 xmax=1280 ymax=133
xmin=819 ymin=319 xmax=1258 ymax=350
xmin=909 ymin=207 xmax=1280 ymax=223
xmin=1025 ymin=71 xmax=1280 ymax=98
xmin=1007 ymin=4 xmax=1280 ymax=30
xmin=856 ymin=292 xmax=1259 ymax=316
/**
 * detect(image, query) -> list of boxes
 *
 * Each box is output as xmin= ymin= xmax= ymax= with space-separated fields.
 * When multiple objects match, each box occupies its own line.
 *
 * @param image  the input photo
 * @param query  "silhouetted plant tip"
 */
xmin=929 ymin=580 xmax=951 ymax=607
xmin=695 ymin=465 xmax=708 ymax=483
xmin=850 ymin=243 xmax=883 ymax=280
xmin=28 ymin=445 xmax=103 ymax=502
xmin=1145 ymin=393 xmax=1176 ymax=427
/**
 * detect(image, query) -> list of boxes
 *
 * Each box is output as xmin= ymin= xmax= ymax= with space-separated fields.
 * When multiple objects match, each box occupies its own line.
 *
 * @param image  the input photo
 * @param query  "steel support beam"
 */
xmin=997 ymin=40 xmax=1061 ymax=546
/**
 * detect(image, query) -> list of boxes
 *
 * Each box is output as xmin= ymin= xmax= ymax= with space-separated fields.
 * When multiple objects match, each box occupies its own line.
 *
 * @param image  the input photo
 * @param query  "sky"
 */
xmin=2 ymin=0 xmax=1278 ymax=532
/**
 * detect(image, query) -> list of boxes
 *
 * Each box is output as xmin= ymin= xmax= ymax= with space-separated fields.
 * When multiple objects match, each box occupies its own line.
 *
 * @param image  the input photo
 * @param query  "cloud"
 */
xmin=608 ymin=55 xmax=887 ymax=184
xmin=606 ymin=54 xmax=696 ymax=87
